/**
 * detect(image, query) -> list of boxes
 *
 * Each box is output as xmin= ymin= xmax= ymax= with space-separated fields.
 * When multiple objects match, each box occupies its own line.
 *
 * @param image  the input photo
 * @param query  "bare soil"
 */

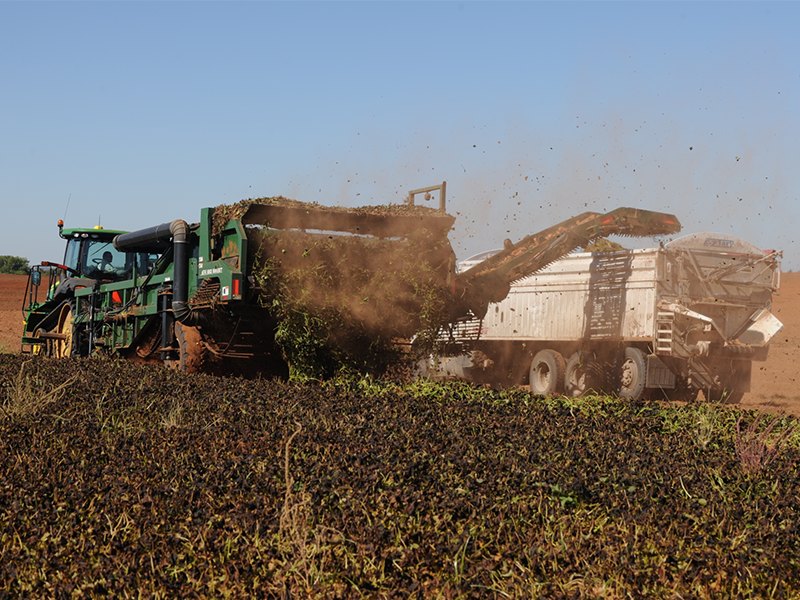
xmin=0 ymin=274 xmax=26 ymax=354
xmin=3 ymin=271 xmax=799 ymax=415
xmin=740 ymin=271 xmax=800 ymax=415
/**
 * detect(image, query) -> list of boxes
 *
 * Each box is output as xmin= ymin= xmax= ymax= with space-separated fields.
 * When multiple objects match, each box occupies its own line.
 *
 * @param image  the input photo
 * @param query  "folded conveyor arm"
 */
xmin=451 ymin=207 xmax=682 ymax=318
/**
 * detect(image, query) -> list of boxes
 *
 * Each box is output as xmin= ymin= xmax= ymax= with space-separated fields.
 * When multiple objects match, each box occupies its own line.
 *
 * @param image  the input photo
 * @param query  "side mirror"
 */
xmin=31 ymin=270 xmax=41 ymax=287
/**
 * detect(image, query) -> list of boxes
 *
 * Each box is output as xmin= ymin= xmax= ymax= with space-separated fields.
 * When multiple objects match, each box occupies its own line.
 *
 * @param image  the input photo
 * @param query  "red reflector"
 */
xmin=112 ymin=291 xmax=122 ymax=303
xmin=234 ymin=278 xmax=240 ymax=296
xmin=602 ymin=217 xmax=613 ymax=224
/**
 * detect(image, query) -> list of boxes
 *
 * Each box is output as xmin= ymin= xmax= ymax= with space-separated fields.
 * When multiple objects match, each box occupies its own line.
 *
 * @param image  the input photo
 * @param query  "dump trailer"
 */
xmin=421 ymin=232 xmax=783 ymax=402
xmin=21 ymin=186 xmax=681 ymax=378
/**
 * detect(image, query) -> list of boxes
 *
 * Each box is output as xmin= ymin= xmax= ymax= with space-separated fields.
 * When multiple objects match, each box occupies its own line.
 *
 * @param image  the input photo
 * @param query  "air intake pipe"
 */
xmin=113 ymin=220 xmax=200 ymax=325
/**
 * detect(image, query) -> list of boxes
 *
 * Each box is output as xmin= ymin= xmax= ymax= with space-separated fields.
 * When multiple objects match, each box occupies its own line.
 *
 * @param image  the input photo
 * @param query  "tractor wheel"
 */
xmin=55 ymin=300 xmax=89 ymax=358
xmin=618 ymin=347 xmax=648 ymax=401
xmin=565 ymin=351 xmax=601 ymax=397
xmin=167 ymin=322 xmax=209 ymax=374
xmin=31 ymin=328 xmax=44 ymax=356
xmin=529 ymin=349 xmax=566 ymax=397
xmin=55 ymin=302 xmax=74 ymax=358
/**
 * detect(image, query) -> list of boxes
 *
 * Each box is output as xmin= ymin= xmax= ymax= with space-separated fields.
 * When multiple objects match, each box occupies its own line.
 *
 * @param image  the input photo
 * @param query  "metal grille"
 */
xmin=190 ymin=279 xmax=221 ymax=308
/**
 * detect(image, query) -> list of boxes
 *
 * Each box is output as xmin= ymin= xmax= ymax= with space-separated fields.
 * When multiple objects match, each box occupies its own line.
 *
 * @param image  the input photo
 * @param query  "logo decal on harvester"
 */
xmin=221 ymin=286 xmax=230 ymax=300
xmin=703 ymin=238 xmax=734 ymax=248
xmin=200 ymin=267 xmax=224 ymax=276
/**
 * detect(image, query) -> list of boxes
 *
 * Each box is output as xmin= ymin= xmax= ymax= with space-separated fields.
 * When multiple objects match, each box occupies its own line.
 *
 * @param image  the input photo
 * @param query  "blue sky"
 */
xmin=2 ymin=1 xmax=798 ymax=269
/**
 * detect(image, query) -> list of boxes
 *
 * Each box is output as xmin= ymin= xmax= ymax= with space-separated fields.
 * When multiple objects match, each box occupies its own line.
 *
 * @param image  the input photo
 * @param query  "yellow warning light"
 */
xmin=93 ymin=225 xmax=104 ymax=230
xmin=58 ymin=219 xmax=64 ymax=227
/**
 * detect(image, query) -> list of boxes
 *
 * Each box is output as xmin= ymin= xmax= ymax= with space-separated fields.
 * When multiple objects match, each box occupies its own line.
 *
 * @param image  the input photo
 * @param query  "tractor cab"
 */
xmin=61 ymin=226 xmax=139 ymax=282
xmin=52 ymin=221 xmax=160 ymax=290
xmin=21 ymin=221 xmax=162 ymax=355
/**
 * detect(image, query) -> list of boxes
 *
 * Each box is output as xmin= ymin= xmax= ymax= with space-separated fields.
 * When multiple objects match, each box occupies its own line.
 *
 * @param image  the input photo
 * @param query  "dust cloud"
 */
xmin=270 ymin=106 xmax=795 ymax=271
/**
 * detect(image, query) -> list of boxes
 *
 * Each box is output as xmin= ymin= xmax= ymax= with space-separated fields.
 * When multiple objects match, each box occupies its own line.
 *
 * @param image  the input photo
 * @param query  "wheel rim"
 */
xmin=32 ymin=329 xmax=42 ymax=356
xmin=620 ymin=358 xmax=638 ymax=392
xmin=568 ymin=366 xmax=587 ymax=395
xmin=533 ymin=363 xmax=551 ymax=392
xmin=56 ymin=304 xmax=73 ymax=358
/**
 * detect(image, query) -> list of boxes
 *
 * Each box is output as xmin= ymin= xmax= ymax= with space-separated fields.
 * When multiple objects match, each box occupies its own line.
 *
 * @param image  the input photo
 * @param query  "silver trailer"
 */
xmin=422 ymin=232 xmax=783 ymax=402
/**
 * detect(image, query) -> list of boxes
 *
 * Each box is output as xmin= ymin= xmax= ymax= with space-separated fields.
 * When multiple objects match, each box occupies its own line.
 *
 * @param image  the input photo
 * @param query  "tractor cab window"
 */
xmin=62 ymin=235 xmax=160 ymax=281
xmin=63 ymin=238 xmax=82 ymax=275
xmin=83 ymin=240 xmax=130 ymax=280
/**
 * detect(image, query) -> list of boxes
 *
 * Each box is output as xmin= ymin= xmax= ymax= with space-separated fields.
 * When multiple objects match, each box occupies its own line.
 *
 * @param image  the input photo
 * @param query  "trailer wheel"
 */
xmin=618 ymin=347 xmax=648 ymax=400
xmin=168 ymin=322 xmax=210 ymax=374
xmin=529 ymin=349 xmax=566 ymax=396
xmin=565 ymin=351 xmax=600 ymax=397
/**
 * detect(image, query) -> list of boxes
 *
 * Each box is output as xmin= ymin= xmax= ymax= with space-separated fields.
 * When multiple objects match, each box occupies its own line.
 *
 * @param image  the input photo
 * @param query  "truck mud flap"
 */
xmin=646 ymin=355 xmax=675 ymax=389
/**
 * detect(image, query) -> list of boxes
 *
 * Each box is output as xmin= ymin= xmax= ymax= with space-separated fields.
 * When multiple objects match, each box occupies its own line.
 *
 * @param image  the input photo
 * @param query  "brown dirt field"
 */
xmin=740 ymin=271 xmax=800 ymax=415
xmin=2 ymin=271 xmax=799 ymax=415
xmin=0 ymin=274 xmax=27 ymax=354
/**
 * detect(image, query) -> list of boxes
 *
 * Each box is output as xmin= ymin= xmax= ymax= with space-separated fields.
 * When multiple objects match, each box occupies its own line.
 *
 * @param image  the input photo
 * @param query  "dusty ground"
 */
xmin=741 ymin=271 xmax=800 ymax=415
xmin=0 ymin=274 xmax=27 ymax=354
xmin=2 ymin=272 xmax=799 ymax=415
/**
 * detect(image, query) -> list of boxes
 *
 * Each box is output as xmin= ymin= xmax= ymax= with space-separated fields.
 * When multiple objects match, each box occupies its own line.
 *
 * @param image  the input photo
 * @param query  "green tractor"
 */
xmin=22 ymin=221 xmax=154 ymax=359
xmin=20 ymin=210 xmax=264 ymax=373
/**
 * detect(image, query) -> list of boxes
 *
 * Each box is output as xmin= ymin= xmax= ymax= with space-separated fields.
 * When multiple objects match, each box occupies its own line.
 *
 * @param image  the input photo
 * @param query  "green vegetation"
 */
xmin=0 ymin=255 xmax=29 ymax=275
xmin=0 ymin=355 xmax=798 ymax=598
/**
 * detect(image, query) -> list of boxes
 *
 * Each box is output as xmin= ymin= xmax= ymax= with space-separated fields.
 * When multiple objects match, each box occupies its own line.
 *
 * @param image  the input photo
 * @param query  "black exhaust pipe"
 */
xmin=113 ymin=222 xmax=176 ymax=254
xmin=113 ymin=220 xmax=200 ymax=325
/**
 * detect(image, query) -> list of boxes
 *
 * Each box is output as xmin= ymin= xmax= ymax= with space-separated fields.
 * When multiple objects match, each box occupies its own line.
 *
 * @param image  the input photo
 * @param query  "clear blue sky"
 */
xmin=2 ymin=1 xmax=798 ymax=269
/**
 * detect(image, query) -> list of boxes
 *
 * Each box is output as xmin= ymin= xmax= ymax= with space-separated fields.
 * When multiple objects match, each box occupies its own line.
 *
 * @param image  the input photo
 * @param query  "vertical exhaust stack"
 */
xmin=168 ymin=220 xmax=194 ymax=324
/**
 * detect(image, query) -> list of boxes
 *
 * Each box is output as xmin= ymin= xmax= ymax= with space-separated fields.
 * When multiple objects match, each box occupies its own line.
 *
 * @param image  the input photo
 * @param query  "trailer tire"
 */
xmin=168 ymin=322 xmax=208 ymax=374
xmin=529 ymin=349 xmax=566 ymax=397
xmin=618 ymin=347 xmax=648 ymax=401
xmin=565 ymin=351 xmax=600 ymax=397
